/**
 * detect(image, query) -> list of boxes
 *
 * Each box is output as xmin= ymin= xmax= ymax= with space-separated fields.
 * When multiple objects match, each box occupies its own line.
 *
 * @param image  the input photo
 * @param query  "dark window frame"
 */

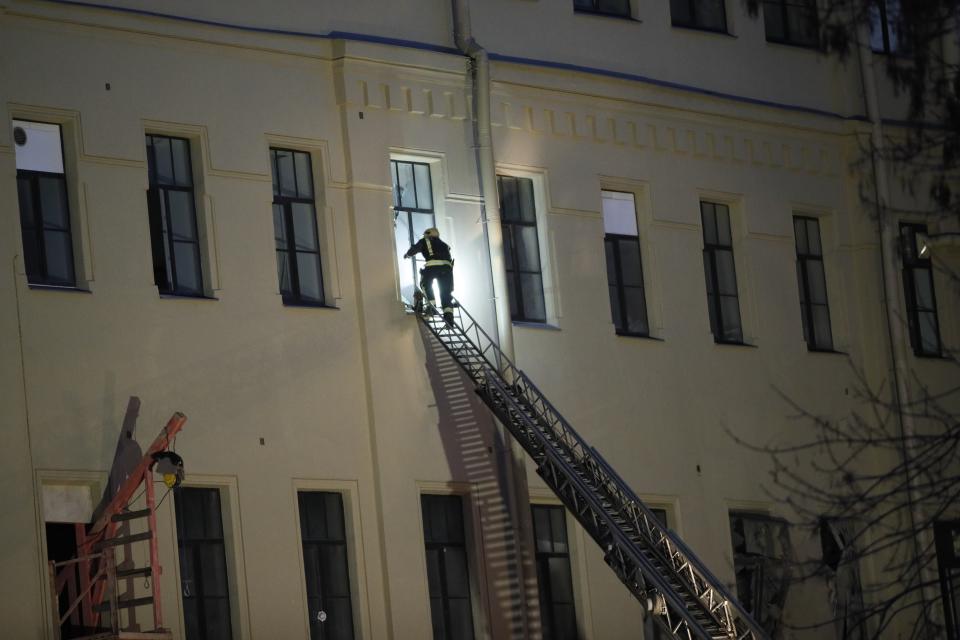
xmin=146 ymin=134 xmax=205 ymax=297
xmin=531 ymin=505 xmax=578 ymax=640
xmin=762 ymin=0 xmax=820 ymax=48
xmin=297 ymin=491 xmax=355 ymax=640
xmin=272 ymin=147 xmax=326 ymax=307
xmin=604 ymin=223 xmax=649 ymax=337
xmin=15 ymin=120 xmax=77 ymax=287
xmin=173 ymin=487 xmax=234 ymax=640
xmin=900 ymin=223 xmax=942 ymax=357
xmin=794 ymin=216 xmax=834 ymax=351
xmin=573 ymin=0 xmax=633 ymax=19
xmin=421 ymin=494 xmax=475 ymax=640
xmin=498 ymin=175 xmax=547 ymax=324
xmin=669 ymin=0 xmax=728 ymax=32
xmin=701 ymin=201 xmax=744 ymax=344
xmin=728 ymin=511 xmax=790 ymax=636
xmin=391 ymin=159 xmax=436 ymax=296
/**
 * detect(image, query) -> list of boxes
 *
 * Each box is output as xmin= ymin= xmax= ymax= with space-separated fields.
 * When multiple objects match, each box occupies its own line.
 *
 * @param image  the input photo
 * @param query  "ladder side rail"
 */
xmin=422 ymin=298 xmax=514 ymax=382
xmin=502 ymin=372 xmax=733 ymax=635
xmin=484 ymin=374 xmax=717 ymax=640
xmin=419 ymin=303 xmax=762 ymax=638
xmin=590 ymin=450 xmax=767 ymax=639
xmin=84 ymin=413 xmax=187 ymax=543
xmin=144 ymin=469 xmax=164 ymax=630
xmin=508 ymin=366 xmax=765 ymax=639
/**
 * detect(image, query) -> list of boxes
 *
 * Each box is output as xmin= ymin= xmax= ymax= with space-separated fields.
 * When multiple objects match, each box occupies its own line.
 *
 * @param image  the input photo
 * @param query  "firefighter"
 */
xmin=404 ymin=227 xmax=455 ymax=324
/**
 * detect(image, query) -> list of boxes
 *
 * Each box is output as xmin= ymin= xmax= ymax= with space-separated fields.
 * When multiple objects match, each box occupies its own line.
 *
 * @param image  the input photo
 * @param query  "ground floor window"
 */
xmin=422 ymin=494 xmax=474 ymax=640
xmin=174 ymin=487 xmax=233 ymax=640
xmin=297 ymin=491 xmax=355 ymax=640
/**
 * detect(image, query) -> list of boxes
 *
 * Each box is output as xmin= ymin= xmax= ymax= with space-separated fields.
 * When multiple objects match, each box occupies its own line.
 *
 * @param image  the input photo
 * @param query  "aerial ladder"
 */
xmin=47 ymin=412 xmax=186 ymax=640
xmin=413 ymin=297 xmax=768 ymax=640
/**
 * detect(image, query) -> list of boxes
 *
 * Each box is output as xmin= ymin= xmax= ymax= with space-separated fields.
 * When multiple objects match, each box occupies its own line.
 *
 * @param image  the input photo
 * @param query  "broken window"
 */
xmin=819 ymin=518 xmax=866 ymax=640
xmin=729 ymin=512 xmax=791 ymax=636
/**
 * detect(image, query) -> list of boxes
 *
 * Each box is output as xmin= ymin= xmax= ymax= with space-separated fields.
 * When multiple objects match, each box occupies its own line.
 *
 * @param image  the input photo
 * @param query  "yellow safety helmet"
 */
xmin=423 ymin=228 xmax=440 ymax=238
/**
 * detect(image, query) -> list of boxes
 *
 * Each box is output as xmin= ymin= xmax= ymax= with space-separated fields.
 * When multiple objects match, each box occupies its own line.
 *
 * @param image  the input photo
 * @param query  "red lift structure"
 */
xmin=47 ymin=412 xmax=186 ymax=640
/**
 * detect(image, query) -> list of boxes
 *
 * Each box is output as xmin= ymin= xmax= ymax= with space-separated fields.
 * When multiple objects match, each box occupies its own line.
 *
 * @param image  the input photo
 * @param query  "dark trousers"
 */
xmin=420 ymin=265 xmax=454 ymax=312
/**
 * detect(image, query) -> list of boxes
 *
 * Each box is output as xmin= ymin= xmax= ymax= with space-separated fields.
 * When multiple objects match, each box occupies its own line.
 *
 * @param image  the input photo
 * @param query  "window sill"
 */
xmin=765 ymin=38 xmax=821 ymax=52
xmin=615 ymin=331 xmax=663 ymax=342
xmin=807 ymin=347 xmax=847 ymax=355
xmin=282 ymin=301 xmax=340 ymax=310
xmin=912 ymin=352 xmax=951 ymax=361
xmin=28 ymin=283 xmax=92 ymax=294
xmin=671 ymin=23 xmax=735 ymax=37
xmin=513 ymin=320 xmax=561 ymax=331
xmin=713 ymin=339 xmax=757 ymax=348
xmin=159 ymin=293 xmax=219 ymax=301
xmin=573 ymin=9 xmax=641 ymax=23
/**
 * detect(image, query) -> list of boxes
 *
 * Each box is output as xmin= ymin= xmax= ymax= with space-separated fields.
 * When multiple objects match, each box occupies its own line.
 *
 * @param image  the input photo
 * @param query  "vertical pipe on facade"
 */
xmin=450 ymin=0 xmax=515 ymax=360
xmin=854 ymin=25 xmax=935 ymax=623
xmin=451 ymin=3 xmax=537 ymax=637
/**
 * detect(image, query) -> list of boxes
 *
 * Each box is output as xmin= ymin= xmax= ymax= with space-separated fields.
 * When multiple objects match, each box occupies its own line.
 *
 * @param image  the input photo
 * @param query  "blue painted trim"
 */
xmin=35 ymin=0 xmax=874 ymax=122
xmin=33 ymin=0 xmax=460 ymax=53
xmin=488 ymin=52 xmax=868 ymax=122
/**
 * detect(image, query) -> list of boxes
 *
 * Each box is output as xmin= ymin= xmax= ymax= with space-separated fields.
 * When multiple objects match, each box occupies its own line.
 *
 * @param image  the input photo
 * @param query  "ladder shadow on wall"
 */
xmin=418 ymin=323 xmax=535 ymax=639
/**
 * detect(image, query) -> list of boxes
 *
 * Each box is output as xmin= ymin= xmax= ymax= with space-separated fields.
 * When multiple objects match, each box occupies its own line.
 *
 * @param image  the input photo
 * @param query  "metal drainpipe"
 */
xmin=854 ymin=23 xmax=936 ymax=625
xmin=451 ymin=2 xmax=538 ymax=637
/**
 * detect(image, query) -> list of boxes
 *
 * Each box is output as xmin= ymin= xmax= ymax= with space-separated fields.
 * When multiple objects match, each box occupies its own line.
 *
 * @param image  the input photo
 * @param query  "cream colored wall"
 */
xmin=1 ymin=2 xmax=957 ymax=640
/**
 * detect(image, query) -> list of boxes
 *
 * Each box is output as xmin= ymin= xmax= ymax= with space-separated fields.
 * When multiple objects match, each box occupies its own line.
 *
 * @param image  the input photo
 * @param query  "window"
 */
xmin=670 ymin=0 xmax=727 ymax=31
xmin=900 ymin=223 xmax=942 ymax=356
xmin=819 ymin=518 xmax=866 ymax=640
xmin=729 ymin=512 xmax=790 ymax=636
xmin=794 ymin=216 xmax=833 ymax=351
xmin=602 ymin=191 xmax=648 ymax=336
xmin=573 ymin=0 xmax=631 ymax=18
xmin=700 ymin=202 xmax=743 ymax=343
xmin=498 ymin=175 xmax=546 ymax=323
xmin=271 ymin=148 xmax=325 ymax=305
xmin=421 ymin=495 xmax=474 ymax=640
xmin=13 ymin=120 xmax=76 ymax=287
xmin=869 ymin=0 xmax=901 ymax=53
xmin=935 ymin=521 xmax=960 ymax=640
xmin=297 ymin=492 xmax=355 ymax=640
xmin=762 ymin=0 xmax=819 ymax=47
xmin=391 ymin=160 xmax=435 ymax=302
xmin=531 ymin=505 xmax=577 ymax=640
xmin=174 ymin=487 xmax=233 ymax=640
xmin=146 ymin=134 xmax=204 ymax=296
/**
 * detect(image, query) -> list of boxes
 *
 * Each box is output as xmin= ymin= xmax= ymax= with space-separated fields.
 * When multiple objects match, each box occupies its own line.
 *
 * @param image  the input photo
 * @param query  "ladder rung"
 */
xmin=94 ymin=596 xmax=154 ymax=612
xmin=96 ymin=531 xmax=153 ymax=549
xmin=112 ymin=509 xmax=151 ymax=522
xmin=116 ymin=566 xmax=153 ymax=579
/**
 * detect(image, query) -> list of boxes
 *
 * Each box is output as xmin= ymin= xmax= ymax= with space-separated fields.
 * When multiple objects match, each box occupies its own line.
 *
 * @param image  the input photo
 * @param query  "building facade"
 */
xmin=1 ymin=0 xmax=958 ymax=638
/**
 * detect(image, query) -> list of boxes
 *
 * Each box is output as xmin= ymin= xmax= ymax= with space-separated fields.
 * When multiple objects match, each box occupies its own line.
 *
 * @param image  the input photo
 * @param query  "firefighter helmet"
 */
xmin=423 ymin=227 xmax=440 ymax=238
